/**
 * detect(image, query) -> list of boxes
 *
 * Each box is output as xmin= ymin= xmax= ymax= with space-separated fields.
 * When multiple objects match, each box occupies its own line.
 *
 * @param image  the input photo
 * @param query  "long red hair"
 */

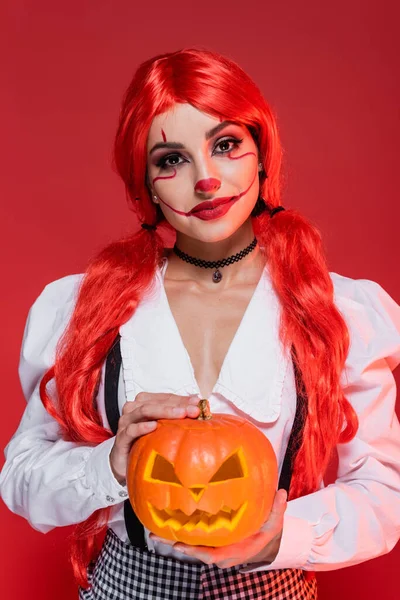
xmin=40 ymin=47 xmax=358 ymax=589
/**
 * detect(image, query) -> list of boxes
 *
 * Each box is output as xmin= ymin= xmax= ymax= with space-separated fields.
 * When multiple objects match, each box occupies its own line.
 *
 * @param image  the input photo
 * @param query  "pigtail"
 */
xmin=253 ymin=207 xmax=358 ymax=498
xmin=40 ymin=226 xmax=165 ymax=589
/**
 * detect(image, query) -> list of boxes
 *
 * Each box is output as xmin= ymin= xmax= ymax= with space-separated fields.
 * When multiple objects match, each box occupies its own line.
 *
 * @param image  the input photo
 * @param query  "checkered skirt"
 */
xmin=78 ymin=528 xmax=317 ymax=600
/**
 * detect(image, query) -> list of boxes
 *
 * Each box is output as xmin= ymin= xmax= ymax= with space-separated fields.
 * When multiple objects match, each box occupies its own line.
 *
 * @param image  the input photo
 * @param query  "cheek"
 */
xmin=152 ymin=168 xmax=193 ymax=203
xmin=220 ymin=154 xmax=257 ymax=182
xmin=152 ymin=170 xmax=178 ymax=186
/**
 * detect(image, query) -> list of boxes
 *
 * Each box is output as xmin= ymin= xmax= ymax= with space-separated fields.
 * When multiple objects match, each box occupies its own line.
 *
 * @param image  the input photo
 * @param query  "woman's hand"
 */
xmin=109 ymin=392 xmax=200 ymax=485
xmin=149 ymin=488 xmax=288 ymax=569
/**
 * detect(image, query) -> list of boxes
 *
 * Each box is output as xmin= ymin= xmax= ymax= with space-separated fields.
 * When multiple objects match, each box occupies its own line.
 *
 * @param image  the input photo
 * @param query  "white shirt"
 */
xmin=1 ymin=257 xmax=400 ymax=574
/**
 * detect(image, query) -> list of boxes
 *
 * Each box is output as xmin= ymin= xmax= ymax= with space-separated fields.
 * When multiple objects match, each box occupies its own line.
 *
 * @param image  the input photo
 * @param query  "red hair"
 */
xmin=40 ymin=47 xmax=358 ymax=589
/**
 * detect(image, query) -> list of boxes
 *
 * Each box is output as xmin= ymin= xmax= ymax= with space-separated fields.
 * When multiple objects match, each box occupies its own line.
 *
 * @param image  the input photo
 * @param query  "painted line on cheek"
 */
xmin=224 ymin=151 xmax=259 ymax=202
xmin=158 ymin=196 xmax=188 ymax=216
xmin=227 ymin=151 xmax=257 ymax=161
xmin=207 ymin=149 xmax=259 ymax=202
xmin=235 ymin=165 xmax=259 ymax=200
xmin=152 ymin=171 xmax=176 ymax=184
xmin=152 ymin=169 xmax=188 ymax=216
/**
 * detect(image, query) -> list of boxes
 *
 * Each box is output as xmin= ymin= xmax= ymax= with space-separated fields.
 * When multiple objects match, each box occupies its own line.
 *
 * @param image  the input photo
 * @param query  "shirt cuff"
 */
xmin=239 ymin=513 xmax=313 ymax=573
xmin=84 ymin=436 xmax=129 ymax=507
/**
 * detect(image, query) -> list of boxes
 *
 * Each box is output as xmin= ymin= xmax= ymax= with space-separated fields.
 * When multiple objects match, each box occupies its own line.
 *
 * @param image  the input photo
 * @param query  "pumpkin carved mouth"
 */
xmin=148 ymin=501 xmax=248 ymax=532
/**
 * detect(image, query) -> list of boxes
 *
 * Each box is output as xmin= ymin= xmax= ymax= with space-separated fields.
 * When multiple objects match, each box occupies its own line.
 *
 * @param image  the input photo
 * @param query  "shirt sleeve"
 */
xmin=0 ymin=274 xmax=128 ymax=533
xmin=240 ymin=274 xmax=400 ymax=573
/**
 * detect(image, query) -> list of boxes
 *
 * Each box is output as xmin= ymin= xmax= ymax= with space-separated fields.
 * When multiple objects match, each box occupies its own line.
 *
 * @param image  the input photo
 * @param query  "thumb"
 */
xmin=261 ymin=488 xmax=287 ymax=533
xmin=276 ymin=488 xmax=288 ymax=504
xmin=273 ymin=488 xmax=288 ymax=512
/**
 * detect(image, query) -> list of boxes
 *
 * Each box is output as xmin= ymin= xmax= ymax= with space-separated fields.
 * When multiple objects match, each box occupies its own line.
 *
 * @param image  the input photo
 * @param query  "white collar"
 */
xmin=119 ymin=257 xmax=290 ymax=423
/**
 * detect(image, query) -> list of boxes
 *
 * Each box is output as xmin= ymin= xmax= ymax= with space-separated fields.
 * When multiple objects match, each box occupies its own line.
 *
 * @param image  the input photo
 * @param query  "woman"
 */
xmin=1 ymin=47 xmax=400 ymax=600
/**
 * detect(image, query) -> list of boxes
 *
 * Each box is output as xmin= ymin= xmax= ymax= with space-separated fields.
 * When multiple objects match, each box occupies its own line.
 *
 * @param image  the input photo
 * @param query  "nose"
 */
xmin=194 ymin=177 xmax=221 ymax=194
xmin=189 ymin=486 xmax=206 ymax=501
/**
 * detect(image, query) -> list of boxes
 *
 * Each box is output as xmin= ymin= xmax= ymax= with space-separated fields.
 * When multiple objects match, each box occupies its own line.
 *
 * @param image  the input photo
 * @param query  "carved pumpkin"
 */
xmin=126 ymin=400 xmax=278 ymax=546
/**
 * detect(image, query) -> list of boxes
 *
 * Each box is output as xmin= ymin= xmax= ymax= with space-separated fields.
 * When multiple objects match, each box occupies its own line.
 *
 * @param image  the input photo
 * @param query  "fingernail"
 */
xmin=175 ymin=545 xmax=187 ymax=553
xmin=188 ymin=395 xmax=200 ymax=404
xmin=172 ymin=407 xmax=185 ymax=416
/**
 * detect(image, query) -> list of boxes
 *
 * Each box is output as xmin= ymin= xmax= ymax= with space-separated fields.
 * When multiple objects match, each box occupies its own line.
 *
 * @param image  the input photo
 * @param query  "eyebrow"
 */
xmin=149 ymin=120 xmax=241 ymax=155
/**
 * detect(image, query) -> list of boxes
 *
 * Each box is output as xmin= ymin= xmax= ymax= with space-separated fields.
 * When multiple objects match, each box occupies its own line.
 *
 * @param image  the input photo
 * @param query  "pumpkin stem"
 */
xmin=197 ymin=399 xmax=212 ymax=420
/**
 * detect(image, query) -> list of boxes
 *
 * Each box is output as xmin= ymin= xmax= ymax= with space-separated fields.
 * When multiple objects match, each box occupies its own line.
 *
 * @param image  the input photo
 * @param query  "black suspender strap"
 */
xmin=104 ymin=335 xmax=308 ymax=548
xmin=105 ymin=333 xmax=147 ymax=550
xmin=277 ymin=347 xmax=308 ymax=493
xmin=104 ymin=336 xmax=123 ymax=435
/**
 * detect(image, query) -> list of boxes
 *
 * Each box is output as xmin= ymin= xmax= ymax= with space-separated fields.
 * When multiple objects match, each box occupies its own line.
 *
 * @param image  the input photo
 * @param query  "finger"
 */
xmin=175 ymin=546 xmax=236 ymax=565
xmin=115 ymin=420 xmax=158 ymax=449
xmin=134 ymin=392 xmax=200 ymax=406
xmin=127 ymin=402 xmax=199 ymax=423
xmin=149 ymin=536 xmax=209 ymax=554
xmin=176 ymin=547 xmax=241 ymax=569
xmin=120 ymin=403 xmax=192 ymax=425
xmin=122 ymin=396 xmax=200 ymax=417
xmin=149 ymin=536 xmax=215 ymax=564
xmin=174 ymin=544 xmax=216 ymax=564
xmin=259 ymin=489 xmax=287 ymax=534
xmin=149 ymin=534 xmax=176 ymax=547
xmin=173 ymin=536 xmax=270 ymax=567
xmin=172 ymin=541 xmax=231 ymax=564
xmin=214 ymin=557 xmax=242 ymax=569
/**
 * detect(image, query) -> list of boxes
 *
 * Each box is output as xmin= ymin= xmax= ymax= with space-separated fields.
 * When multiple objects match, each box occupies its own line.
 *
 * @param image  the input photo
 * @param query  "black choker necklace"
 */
xmin=172 ymin=236 xmax=258 ymax=283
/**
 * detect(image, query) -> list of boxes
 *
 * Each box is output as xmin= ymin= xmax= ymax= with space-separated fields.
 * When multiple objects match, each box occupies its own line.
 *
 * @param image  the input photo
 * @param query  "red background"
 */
xmin=1 ymin=1 xmax=399 ymax=598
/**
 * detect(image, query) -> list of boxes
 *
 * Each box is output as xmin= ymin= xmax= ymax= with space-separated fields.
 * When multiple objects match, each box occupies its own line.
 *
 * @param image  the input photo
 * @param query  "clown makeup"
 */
xmin=146 ymin=104 xmax=262 ymax=253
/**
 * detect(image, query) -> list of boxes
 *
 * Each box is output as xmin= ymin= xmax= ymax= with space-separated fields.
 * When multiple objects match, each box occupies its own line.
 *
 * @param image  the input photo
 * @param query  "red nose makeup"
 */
xmin=194 ymin=178 xmax=221 ymax=193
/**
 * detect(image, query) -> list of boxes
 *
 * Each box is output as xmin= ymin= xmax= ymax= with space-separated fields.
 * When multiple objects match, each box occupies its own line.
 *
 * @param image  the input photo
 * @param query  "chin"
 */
xmin=188 ymin=223 xmax=240 ymax=243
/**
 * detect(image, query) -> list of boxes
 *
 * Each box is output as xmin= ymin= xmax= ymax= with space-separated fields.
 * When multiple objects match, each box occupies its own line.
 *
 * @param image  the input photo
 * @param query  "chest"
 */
xmin=163 ymin=279 xmax=259 ymax=399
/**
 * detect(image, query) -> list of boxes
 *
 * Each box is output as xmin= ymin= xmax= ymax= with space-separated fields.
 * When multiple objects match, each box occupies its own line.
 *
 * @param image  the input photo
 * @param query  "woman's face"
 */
xmin=146 ymin=103 xmax=262 ymax=242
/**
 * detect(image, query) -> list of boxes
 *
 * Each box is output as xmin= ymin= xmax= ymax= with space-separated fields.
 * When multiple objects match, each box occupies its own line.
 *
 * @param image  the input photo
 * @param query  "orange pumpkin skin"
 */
xmin=126 ymin=411 xmax=278 ymax=547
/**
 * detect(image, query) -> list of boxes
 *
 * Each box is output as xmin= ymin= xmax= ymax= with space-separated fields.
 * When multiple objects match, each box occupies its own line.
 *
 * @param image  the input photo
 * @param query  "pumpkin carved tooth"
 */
xmin=147 ymin=502 xmax=247 ymax=533
xmin=186 ymin=511 xmax=203 ymax=531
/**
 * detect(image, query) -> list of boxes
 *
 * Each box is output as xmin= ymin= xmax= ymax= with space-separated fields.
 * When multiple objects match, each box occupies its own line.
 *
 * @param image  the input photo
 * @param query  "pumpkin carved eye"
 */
xmin=209 ymin=449 xmax=246 ymax=483
xmin=144 ymin=448 xmax=247 ymax=487
xmin=146 ymin=451 xmax=182 ymax=486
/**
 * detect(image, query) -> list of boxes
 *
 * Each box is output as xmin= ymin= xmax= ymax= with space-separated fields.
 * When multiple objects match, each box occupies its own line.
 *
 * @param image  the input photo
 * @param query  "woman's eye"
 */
xmin=215 ymin=137 xmax=244 ymax=154
xmin=155 ymin=137 xmax=243 ymax=170
xmin=155 ymin=154 xmax=185 ymax=170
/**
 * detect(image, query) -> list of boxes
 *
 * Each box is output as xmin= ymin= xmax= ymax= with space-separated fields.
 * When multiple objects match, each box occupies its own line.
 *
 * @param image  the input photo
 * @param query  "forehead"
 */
xmin=147 ymin=103 xmax=222 ymax=145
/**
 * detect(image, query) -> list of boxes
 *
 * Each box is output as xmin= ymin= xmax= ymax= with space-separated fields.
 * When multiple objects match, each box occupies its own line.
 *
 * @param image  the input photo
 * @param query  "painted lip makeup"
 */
xmin=189 ymin=196 xmax=238 ymax=221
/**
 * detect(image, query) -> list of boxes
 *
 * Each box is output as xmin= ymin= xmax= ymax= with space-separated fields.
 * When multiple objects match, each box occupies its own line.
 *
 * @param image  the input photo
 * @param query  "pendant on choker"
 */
xmin=212 ymin=269 xmax=223 ymax=283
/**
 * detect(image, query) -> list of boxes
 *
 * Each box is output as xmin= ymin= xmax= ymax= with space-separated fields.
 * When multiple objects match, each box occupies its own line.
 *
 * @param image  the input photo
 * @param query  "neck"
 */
xmin=165 ymin=218 xmax=266 ymax=288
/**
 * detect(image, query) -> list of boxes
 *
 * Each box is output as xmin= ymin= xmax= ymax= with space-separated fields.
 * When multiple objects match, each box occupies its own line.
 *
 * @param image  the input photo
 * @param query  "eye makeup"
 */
xmin=154 ymin=136 xmax=244 ymax=171
xmin=149 ymin=120 xmax=243 ymax=156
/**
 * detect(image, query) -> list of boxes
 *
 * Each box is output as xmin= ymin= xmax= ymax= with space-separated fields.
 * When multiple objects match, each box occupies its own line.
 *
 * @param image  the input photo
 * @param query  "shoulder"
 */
xmin=19 ymin=274 xmax=85 ymax=399
xmin=36 ymin=273 xmax=84 ymax=302
xmin=25 ymin=273 xmax=84 ymax=330
xmin=330 ymin=271 xmax=400 ymax=372
xmin=330 ymin=271 xmax=399 ymax=325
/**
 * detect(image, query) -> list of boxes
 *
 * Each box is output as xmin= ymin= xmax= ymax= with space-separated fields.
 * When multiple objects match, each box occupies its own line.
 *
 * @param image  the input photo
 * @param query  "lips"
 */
xmin=190 ymin=196 xmax=236 ymax=214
